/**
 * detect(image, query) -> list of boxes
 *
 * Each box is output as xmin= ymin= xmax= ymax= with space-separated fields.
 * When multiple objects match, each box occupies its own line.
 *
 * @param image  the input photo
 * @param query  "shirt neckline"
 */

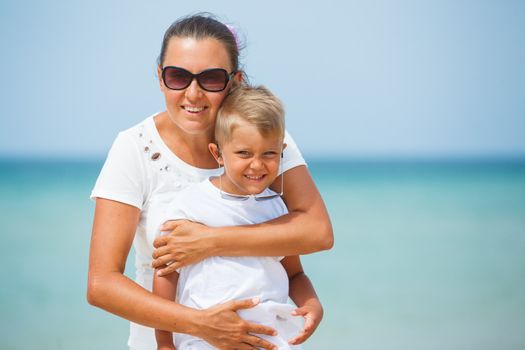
xmin=203 ymin=177 xmax=278 ymax=199
xmin=144 ymin=114 xmax=220 ymax=177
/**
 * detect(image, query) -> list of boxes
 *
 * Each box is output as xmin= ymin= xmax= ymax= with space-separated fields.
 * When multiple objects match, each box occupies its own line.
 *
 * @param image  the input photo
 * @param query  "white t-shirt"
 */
xmin=90 ymin=114 xmax=306 ymax=350
xmin=160 ymin=179 xmax=303 ymax=349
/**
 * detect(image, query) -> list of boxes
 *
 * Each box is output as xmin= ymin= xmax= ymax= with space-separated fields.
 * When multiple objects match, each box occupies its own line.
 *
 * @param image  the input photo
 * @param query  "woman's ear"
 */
xmin=157 ymin=66 xmax=164 ymax=91
xmin=233 ymin=70 xmax=244 ymax=84
xmin=208 ymin=143 xmax=223 ymax=165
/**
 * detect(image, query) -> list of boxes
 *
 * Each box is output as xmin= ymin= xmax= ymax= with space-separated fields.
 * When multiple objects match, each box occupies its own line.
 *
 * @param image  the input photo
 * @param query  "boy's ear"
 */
xmin=281 ymin=143 xmax=287 ymax=158
xmin=208 ymin=143 xmax=223 ymax=165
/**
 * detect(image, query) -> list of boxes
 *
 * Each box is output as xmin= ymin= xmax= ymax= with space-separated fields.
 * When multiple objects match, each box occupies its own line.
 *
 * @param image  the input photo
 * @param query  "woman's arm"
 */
xmin=226 ymin=165 xmax=334 ymax=254
xmin=87 ymin=199 xmax=200 ymax=332
xmin=87 ymin=198 xmax=278 ymax=350
xmin=153 ymin=165 xmax=333 ymax=274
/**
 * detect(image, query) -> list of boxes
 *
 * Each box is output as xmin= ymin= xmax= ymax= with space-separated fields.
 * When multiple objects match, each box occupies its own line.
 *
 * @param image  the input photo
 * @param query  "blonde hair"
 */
xmin=215 ymin=85 xmax=285 ymax=145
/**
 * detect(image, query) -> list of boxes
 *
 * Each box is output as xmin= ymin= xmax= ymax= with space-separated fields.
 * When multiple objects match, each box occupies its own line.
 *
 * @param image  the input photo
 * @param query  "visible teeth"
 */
xmin=184 ymin=106 xmax=205 ymax=112
xmin=245 ymin=175 xmax=264 ymax=180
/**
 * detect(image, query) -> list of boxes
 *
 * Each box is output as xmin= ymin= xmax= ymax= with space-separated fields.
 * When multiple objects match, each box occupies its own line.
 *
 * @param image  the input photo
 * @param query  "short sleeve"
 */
xmin=158 ymin=198 xmax=191 ymax=275
xmin=281 ymin=130 xmax=307 ymax=174
xmin=90 ymin=132 xmax=147 ymax=209
xmin=159 ymin=203 xmax=188 ymax=230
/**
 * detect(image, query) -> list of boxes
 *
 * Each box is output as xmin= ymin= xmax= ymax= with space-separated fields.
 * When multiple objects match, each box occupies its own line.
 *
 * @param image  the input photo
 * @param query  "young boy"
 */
xmin=153 ymin=86 xmax=323 ymax=350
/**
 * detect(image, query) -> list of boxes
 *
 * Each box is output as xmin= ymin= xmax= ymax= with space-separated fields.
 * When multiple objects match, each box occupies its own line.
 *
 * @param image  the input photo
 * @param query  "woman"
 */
xmin=87 ymin=13 xmax=333 ymax=350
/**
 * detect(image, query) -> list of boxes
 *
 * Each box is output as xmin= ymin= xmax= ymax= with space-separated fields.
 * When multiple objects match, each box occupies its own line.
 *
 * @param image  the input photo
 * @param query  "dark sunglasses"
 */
xmin=162 ymin=66 xmax=236 ymax=92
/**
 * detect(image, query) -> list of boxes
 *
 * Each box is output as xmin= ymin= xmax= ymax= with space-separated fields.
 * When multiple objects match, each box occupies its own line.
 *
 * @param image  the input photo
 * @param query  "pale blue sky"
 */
xmin=1 ymin=0 xmax=524 ymax=159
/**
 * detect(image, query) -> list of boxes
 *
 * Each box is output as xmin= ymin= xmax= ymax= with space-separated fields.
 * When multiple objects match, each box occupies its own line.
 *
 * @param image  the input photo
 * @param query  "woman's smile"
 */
xmin=182 ymin=105 xmax=207 ymax=113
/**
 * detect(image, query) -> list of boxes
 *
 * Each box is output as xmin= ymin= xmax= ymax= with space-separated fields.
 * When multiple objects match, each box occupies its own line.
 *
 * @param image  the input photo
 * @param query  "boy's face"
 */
xmin=214 ymin=121 xmax=284 ymax=196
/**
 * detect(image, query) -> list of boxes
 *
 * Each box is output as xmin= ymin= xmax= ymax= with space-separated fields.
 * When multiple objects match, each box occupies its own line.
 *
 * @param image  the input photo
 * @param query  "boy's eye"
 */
xmin=236 ymin=151 xmax=251 ymax=157
xmin=263 ymin=151 xmax=278 ymax=158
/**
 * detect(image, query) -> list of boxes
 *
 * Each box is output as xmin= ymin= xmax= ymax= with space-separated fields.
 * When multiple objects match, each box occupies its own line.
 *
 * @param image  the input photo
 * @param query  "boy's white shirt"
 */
xmin=158 ymin=179 xmax=303 ymax=350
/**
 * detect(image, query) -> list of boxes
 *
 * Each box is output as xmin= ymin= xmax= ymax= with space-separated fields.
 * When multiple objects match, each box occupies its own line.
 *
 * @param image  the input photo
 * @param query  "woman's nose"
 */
xmin=184 ymin=79 xmax=203 ymax=101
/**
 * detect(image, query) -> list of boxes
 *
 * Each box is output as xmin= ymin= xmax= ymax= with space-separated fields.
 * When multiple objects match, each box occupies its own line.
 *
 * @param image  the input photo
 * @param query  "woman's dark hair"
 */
xmin=158 ymin=13 xmax=242 ymax=72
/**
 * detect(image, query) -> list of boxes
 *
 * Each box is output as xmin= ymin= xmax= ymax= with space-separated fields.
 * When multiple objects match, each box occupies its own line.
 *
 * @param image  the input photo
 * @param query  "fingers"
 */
xmin=228 ymin=297 xmax=259 ymax=311
xmin=246 ymin=322 xmax=277 ymax=337
xmin=156 ymin=261 xmax=182 ymax=276
xmin=153 ymin=220 xmax=190 ymax=248
xmin=151 ymin=252 xmax=173 ymax=269
xmin=203 ymin=299 xmax=278 ymax=350
xmin=288 ymin=331 xmax=304 ymax=345
xmin=288 ymin=320 xmax=314 ymax=345
xmin=151 ymin=245 xmax=179 ymax=274
xmin=152 ymin=244 xmax=171 ymax=259
xmin=291 ymin=307 xmax=308 ymax=316
xmin=227 ymin=299 xmax=276 ymax=337
xmin=288 ymin=329 xmax=308 ymax=345
xmin=234 ymin=343 xmax=262 ymax=350
xmin=302 ymin=315 xmax=316 ymax=334
xmin=242 ymin=335 xmax=277 ymax=350
xmin=288 ymin=320 xmax=315 ymax=345
xmin=288 ymin=309 xmax=315 ymax=345
xmin=159 ymin=219 xmax=189 ymax=232
xmin=153 ymin=235 xmax=168 ymax=248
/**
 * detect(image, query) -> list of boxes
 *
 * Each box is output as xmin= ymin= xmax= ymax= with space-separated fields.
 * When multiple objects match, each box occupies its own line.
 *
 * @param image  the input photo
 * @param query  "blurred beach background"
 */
xmin=1 ymin=1 xmax=524 ymax=349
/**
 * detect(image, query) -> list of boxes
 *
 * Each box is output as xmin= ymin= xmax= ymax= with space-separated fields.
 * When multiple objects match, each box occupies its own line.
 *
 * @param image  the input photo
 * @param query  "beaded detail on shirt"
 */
xmin=136 ymin=123 xmax=203 ymax=191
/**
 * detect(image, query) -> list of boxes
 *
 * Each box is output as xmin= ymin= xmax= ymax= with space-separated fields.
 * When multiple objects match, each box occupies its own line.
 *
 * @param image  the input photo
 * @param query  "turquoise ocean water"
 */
xmin=0 ymin=158 xmax=524 ymax=350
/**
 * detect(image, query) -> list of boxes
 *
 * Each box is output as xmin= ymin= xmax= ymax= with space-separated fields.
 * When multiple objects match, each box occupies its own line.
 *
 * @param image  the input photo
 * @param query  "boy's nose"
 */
xmin=249 ymin=158 xmax=264 ymax=169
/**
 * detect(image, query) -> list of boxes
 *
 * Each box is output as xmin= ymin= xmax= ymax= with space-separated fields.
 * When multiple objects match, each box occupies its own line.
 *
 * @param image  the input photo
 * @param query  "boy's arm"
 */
xmin=153 ymin=270 xmax=180 ymax=350
xmin=281 ymin=256 xmax=324 ymax=345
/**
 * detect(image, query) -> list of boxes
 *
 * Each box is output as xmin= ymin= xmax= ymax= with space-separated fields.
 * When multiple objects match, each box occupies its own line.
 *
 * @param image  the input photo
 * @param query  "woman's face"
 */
xmin=158 ymin=37 xmax=236 ymax=136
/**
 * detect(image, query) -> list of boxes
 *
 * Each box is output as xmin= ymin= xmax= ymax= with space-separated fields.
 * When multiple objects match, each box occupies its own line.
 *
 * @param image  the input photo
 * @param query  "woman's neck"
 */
xmin=154 ymin=112 xmax=218 ymax=169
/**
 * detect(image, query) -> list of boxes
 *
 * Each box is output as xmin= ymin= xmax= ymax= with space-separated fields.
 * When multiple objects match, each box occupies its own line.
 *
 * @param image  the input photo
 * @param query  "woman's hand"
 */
xmin=198 ymin=298 xmax=278 ymax=350
xmin=288 ymin=300 xmax=324 ymax=345
xmin=152 ymin=220 xmax=215 ymax=276
xmin=157 ymin=345 xmax=177 ymax=350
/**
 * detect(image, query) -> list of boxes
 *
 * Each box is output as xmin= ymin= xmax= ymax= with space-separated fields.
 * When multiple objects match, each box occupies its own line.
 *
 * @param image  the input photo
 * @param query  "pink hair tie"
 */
xmin=226 ymin=24 xmax=240 ymax=49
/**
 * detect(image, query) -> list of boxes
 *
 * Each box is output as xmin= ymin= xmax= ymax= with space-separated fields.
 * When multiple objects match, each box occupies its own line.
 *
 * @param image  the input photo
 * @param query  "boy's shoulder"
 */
xmin=167 ymin=179 xmax=215 ymax=205
xmin=163 ymin=179 xmax=221 ymax=224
